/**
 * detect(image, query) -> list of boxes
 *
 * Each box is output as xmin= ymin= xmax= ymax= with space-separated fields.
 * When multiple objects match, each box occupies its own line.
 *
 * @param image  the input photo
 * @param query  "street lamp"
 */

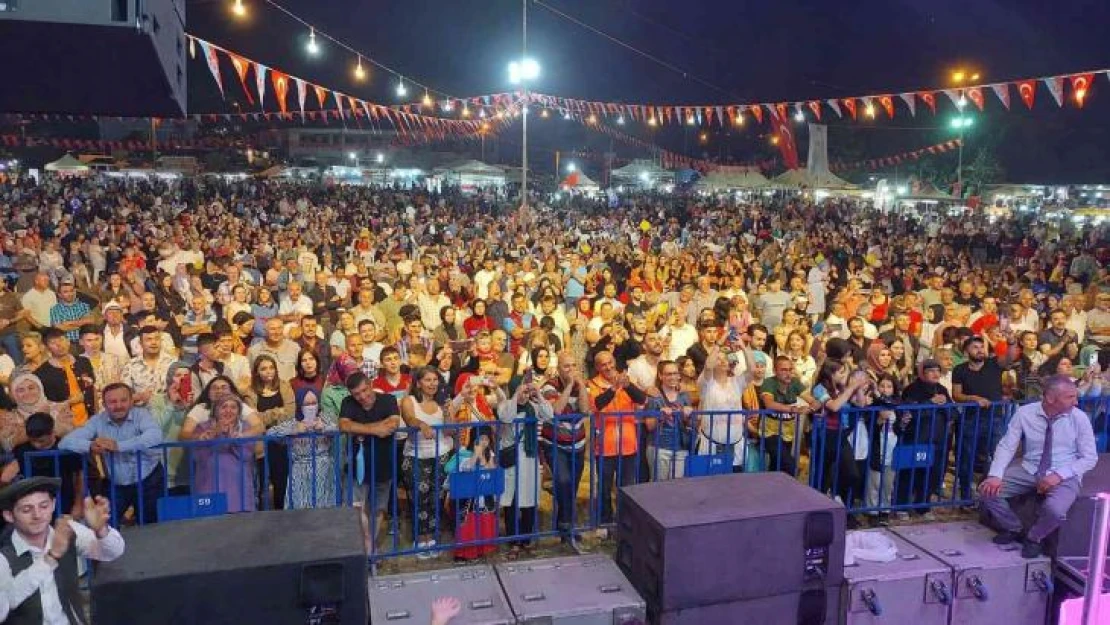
xmin=566 ymin=162 xmax=576 ymax=173
xmin=509 ymin=0 xmax=539 ymax=210
xmin=348 ymin=152 xmax=358 ymax=167
xmin=376 ymin=153 xmax=385 ymax=164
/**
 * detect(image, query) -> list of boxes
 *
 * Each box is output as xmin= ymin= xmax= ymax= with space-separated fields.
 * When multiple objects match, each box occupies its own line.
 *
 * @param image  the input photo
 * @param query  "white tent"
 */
xmin=435 ymin=160 xmax=506 ymax=188
xmin=772 ymin=168 xmax=856 ymax=190
xmin=44 ymin=153 xmax=91 ymax=175
xmin=561 ymin=171 xmax=600 ymax=194
xmin=696 ymin=169 xmax=769 ymax=191
xmin=611 ymin=159 xmax=671 ymax=187
xmin=903 ymin=182 xmax=957 ymax=202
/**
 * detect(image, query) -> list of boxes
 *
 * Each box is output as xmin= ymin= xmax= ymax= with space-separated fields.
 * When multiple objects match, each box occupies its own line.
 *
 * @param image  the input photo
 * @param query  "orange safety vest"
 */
xmin=588 ymin=377 xmax=639 ymax=457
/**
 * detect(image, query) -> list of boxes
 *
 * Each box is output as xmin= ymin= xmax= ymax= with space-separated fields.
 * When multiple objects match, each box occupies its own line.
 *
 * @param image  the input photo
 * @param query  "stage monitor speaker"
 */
xmin=91 ymin=507 xmax=368 ymax=625
xmin=0 ymin=0 xmax=187 ymax=116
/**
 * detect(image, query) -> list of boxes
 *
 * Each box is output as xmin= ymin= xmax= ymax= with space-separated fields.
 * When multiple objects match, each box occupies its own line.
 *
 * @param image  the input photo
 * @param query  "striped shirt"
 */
xmin=49 ymin=300 xmax=91 ymax=341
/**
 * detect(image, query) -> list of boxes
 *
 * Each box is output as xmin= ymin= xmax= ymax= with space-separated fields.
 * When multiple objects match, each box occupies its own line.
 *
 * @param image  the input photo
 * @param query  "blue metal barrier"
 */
xmin=18 ymin=396 xmax=1108 ymax=563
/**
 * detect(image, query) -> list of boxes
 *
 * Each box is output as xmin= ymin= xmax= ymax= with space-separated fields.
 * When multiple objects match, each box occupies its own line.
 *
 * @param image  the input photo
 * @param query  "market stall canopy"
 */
xmin=696 ymin=169 xmax=769 ymax=190
xmin=610 ymin=159 xmax=672 ymax=185
xmin=902 ymin=182 xmax=957 ymax=202
xmin=562 ymin=171 xmax=600 ymax=192
xmin=436 ymin=160 xmax=506 ymax=176
xmin=44 ymin=153 xmax=90 ymax=173
xmin=771 ymin=168 xmax=857 ymax=190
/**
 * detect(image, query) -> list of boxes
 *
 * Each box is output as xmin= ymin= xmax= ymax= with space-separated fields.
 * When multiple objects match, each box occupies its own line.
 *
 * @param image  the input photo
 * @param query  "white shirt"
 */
xmin=626 ymin=355 xmax=658 ymax=391
xmin=278 ymin=294 xmax=314 ymax=318
xmin=103 ymin=325 xmax=130 ymax=363
xmin=417 ymin=292 xmax=451 ymax=331
xmin=21 ymin=288 xmax=57 ymax=328
xmin=474 ymin=269 xmax=498 ymax=300
xmin=662 ymin=323 xmax=698 ymax=361
xmin=1 ymin=520 xmax=125 ymax=625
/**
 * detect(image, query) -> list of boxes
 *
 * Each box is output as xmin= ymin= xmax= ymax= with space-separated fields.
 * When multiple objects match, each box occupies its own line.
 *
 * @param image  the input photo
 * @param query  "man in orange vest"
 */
xmin=588 ymin=350 xmax=647 ymax=529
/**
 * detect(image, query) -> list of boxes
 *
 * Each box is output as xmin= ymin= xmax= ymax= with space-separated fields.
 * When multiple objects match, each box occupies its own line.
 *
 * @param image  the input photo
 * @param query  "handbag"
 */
xmin=498 ymin=444 xmax=518 ymax=469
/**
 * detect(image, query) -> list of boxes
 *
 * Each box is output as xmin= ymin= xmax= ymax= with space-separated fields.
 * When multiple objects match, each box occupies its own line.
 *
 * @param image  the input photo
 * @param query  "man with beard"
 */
xmin=952 ymin=336 xmax=1010 ymax=501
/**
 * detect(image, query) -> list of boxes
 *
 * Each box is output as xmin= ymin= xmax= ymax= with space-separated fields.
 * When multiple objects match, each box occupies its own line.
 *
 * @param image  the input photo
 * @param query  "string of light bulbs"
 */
xmin=226 ymin=0 xmax=456 ymax=104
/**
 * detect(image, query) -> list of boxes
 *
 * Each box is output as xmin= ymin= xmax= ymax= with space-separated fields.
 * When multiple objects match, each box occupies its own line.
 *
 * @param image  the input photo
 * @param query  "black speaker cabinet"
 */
xmin=91 ymin=507 xmax=368 ymax=625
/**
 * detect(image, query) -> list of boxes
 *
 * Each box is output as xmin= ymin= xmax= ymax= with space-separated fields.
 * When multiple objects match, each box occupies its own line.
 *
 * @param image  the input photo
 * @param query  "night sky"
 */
xmin=187 ymin=0 xmax=1110 ymax=182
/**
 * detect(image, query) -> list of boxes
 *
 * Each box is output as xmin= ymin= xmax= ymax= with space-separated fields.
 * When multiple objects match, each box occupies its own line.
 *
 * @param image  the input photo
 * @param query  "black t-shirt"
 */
xmin=35 ymin=359 xmax=95 ymax=409
xmin=952 ymin=359 xmax=1005 ymax=402
xmin=339 ymin=392 xmax=400 ymax=484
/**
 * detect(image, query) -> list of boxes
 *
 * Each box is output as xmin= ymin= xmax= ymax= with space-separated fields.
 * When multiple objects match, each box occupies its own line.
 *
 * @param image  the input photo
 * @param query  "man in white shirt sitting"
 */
xmin=979 ymin=374 xmax=1099 ymax=558
xmin=0 ymin=477 xmax=125 ymax=625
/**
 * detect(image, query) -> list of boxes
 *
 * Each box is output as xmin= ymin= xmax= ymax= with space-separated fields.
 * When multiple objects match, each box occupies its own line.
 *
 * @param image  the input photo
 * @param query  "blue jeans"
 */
xmin=955 ymin=406 xmax=1005 ymax=500
xmin=0 ymin=333 xmax=22 ymax=366
xmin=540 ymin=442 xmax=586 ymax=532
xmin=596 ymin=453 xmax=638 ymax=525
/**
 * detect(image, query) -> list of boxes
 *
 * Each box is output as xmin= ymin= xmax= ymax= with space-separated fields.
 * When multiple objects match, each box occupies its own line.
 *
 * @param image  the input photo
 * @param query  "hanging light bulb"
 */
xmin=231 ymin=0 xmax=246 ymax=18
xmin=864 ymin=102 xmax=875 ymax=118
xmin=442 ymin=100 xmax=454 ymax=113
xmin=686 ymin=116 xmax=696 ymax=126
xmin=462 ymin=104 xmax=471 ymax=117
xmin=353 ymin=56 xmax=366 ymax=81
xmin=648 ymin=117 xmax=658 ymax=126
xmin=395 ymin=78 xmax=408 ymax=98
xmin=563 ymin=111 xmax=572 ymax=120
xmin=540 ymin=109 xmax=550 ymax=118
xmin=305 ymin=28 xmax=319 ymax=55
xmin=479 ymin=109 xmax=487 ymax=118
xmin=734 ymin=113 xmax=744 ymax=126
xmin=422 ymin=91 xmax=432 ymax=107
xmin=587 ymin=114 xmax=598 ymax=124
xmin=617 ymin=115 xmax=625 ymax=125
xmin=793 ymin=109 xmax=805 ymax=123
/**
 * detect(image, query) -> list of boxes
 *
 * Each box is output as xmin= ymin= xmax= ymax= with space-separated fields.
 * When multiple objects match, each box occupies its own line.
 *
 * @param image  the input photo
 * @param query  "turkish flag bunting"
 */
xmin=1016 ymin=80 xmax=1036 ymax=109
xmin=842 ymin=98 xmax=857 ymax=120
xmin=228 ymin=54 xmax=255 ymax=104
xmin=313 ymin=85 xmax=328 ymax=109
xmin=966 ymin=87 xmax=985 ymax=111
xmin=807 ymin=101 xmax=822 ymax=120
xmin=919 ymin=92 xmax=937 ymax=114
xmin=878 ymin=96 xmax=895 ymax=118
xmin=271 ymin=71 xmax=290 ymax=115
xmin=1070 ymin=74 xmax=1094 ymax=108
xmin=774 ymin=103 xmax=788 ymax=121
xmin=750 ymin=106 xmax=763 ymax=124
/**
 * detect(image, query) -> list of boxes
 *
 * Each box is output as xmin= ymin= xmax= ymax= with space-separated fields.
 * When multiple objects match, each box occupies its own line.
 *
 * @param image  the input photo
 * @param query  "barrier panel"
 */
xmin=19 ymin=396 xmax=1109 ymax=563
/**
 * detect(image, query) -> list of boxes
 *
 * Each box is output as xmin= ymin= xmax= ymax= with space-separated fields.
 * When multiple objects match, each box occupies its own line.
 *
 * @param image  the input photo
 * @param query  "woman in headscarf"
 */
xmin=192 ymin=396 xmax=259 ymax=513
xmin=148 ymin=361 xmax=196 ymax=495
xmin=0 ymin=371 xmax=73 ymax=451
xmin=497 ymin=374 xmax=548 ymax=558
xmin=321 ymin=351 xmax=361 ymax=420
xmin=864 ymin=342 xmax=898 ymax=388
xmin=267 ymin=387 xmax=340 ymax=509
xmin=179 ymin=375 xmax=260 ymax=441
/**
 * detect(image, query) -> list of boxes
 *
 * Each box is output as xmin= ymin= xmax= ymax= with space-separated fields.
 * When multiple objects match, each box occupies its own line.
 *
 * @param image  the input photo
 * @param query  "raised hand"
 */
xmin=82 ymin=496 xmax=112 ymax=534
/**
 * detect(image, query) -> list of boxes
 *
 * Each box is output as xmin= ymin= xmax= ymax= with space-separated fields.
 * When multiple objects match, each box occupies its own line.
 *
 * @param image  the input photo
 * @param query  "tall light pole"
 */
xmin=508 ymin=1 xmax=539 ymax=209
xmin=949 ymin=67 xmax=981 ymax=199
xmin=950 ymin=113 xmax=972 ymax=197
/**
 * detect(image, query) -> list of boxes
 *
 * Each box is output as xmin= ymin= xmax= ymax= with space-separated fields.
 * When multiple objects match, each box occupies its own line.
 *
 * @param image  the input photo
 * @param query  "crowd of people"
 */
xmin=0 ymin=172 xmax=1106 ymax=565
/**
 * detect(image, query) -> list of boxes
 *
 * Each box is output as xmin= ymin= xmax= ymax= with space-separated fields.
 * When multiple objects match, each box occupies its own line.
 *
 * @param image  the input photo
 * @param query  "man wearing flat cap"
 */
xmin=0 ymin=477 xmax=124 ymax=624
